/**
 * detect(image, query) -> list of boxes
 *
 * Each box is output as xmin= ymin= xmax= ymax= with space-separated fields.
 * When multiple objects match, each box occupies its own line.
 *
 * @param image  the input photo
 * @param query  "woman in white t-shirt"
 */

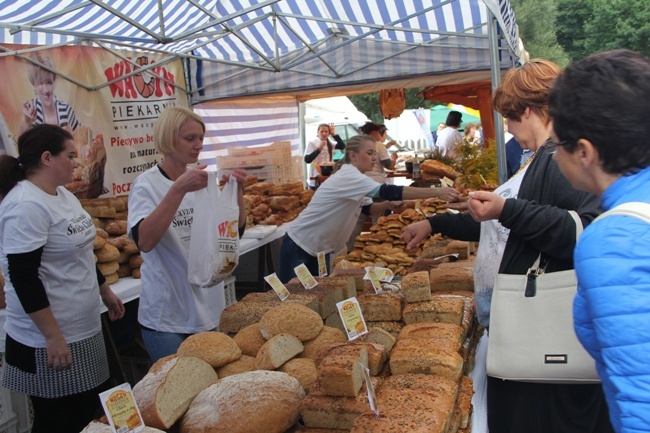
xmin=278 ymin=134 xmax=460 ymax=283
xmin=127 ymin=107 xmax=246 ymax=362
xmin=304 ymin=123 xmax=346 ymax=190
xmin=0 ymin=125 xmax=124 ymax=433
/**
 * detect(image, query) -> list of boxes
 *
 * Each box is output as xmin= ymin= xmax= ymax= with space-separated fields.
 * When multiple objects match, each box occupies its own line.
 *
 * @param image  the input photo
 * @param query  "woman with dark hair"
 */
xmin=278 ymin=134 xmax=459 ymax=283
xmin=550 ymin=49 xmax=650 ymax=433
xmin=359 ymin=121 xmax=397 ymax=184
xmin=0 ymin=124 xmax=124 ymax=433
xmin=402 ymin=59 xmax=612 ymax=433
xmin=304 ymin=122 xmax=345 ymax=190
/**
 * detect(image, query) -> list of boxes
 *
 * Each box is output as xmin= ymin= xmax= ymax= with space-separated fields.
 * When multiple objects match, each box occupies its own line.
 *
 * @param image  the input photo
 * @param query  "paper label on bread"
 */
xmin=360 ymin=363 xmax=380 ymax=417
xmin=99 ymin=383 xmax=145 ymax=433
xmin=337 ymin=297 xmax=368 ymax=341
xmin=265 ymin=272 xmax=290 ymax=301
xmin=317 ymin=252 xmax=328 ymax=277
xmin=295 ymin=264 xmax=318 ymax=289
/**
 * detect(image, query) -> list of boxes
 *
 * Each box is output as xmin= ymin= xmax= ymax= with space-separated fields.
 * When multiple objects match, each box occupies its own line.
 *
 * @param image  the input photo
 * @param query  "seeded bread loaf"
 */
xmin=218 ymin=301 xmax=281 ymax=333
xmin=300 ymin=326 xmax=347 ymax=360
xmin=429 ymin=266 xmax=474 ymax=292
xmin=132 ymin=356 xmax=218 ymax=429
xmin=258 ymin=302 xmax=324 ymax=342
xmin=176 ymin=331 xmax=242 ymax=368
xmin=389 ymin=339 xmax=463 ymax=382
xmin=359 ymin=327 xmax=397 ymax=353
xmin=398 ymin=322 xmax=465 ymax=345
xmin=180 ymin=371 xmax=305 ymax=433
xmin=255 ymin=333 xmax=304 ymax=370
xmin=215 ymin=354 xmax=257 ymax=378
xmin=315 ymin=342 xmax=386 ymax=376
xmin=401 ymin=271 xmax=432 ymax=303
xmin=233 ymin=323 xmax=266 ymax=357
xmin=356 ymin=293 xmax=403 ymax=322
xmin=402 ymin=297 xmax=465 ymax=326
xmin=278 ymin=357 xmax=318 ymax=391
xmin=317 ymin=344 xmax=368 ymax=397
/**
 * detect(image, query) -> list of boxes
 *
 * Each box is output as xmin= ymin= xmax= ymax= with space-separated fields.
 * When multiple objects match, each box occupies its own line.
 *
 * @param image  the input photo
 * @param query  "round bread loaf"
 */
xmin=216 ymin=355 xmax=257 ymax=378
xmin=104 ymin=272 xmax=119 ymax=285
xmin=132 ymin=268 xmax=141 ymax=279
xmin=233 ymin=323 xmax=266 ymax=357
xmin=97 ymin=261 xmax=119 ymax=276
xmin=258 ymin=302 xmax=323 ymax=342
xmin=177 ymin=331 xmax=242 ymax=367
xmin=278 ymin=357 xmax=317 ymax=391
xmin=105 ymin=220 xmax=128 ymax=236
xmin=93 ymin=235 xmax=106 ymax=250
xmin=117 ymin=263 xmax=132 ymax=278
xmin=180 ymin=371 xmax=305 ymax=433
xmin=300 ymin=326 xmax=347 ymax=359
xmin=129 ymin=254 xmax=143 ymax=268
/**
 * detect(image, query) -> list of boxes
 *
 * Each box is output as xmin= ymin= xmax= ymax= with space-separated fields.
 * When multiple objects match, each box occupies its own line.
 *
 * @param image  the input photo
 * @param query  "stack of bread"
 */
xmin=81 ymin=196 xmax=141 ymax=281
xmin=243 ymin=179 xmax=313 ymax=227
xmin=419 ymin=159 xmax=460 ymax=183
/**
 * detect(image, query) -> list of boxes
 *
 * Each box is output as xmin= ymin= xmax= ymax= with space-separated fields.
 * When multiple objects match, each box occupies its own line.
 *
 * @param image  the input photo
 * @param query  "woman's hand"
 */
xmin=401 ymin=220 xmax=433 ymax=250
xmin=22 ymin=100 xmax=36 ymax=123
xmin=435 ymin=187 xmax=461 ymax=203
xmin=467 ymin=191 xmax=505 ymax=221
xmin=100 ymin=285 xmax=125 ymax=322
xmin=172 ymin=165 xmax=208 ymax=194
xmin=45 ymin=333 xmax=72 ymax=371
xmin=222 ymin=168 xmax=247 ymax=191
xmin=444 ymin=195 xmax=469 ymax=212
xmin=329 ymin=123 xmax=336 ymax=136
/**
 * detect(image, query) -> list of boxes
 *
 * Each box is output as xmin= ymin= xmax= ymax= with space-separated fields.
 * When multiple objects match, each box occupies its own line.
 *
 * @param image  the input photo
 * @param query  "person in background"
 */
xmin=304 ymin=122 xmax=345 ymax=190
xmin=127 ymin=107 xmax=246 ymax=362
xmin=436 ymin=111 xmax=463 ymax=157
xmin=504 ymin=119 xmax=524 ymax=178
xmin=401 ymin=59 xmax=612 ymax=433
xmin=474 ymin=121 xmax=484 ymax=146
xmin=359 ymin=121 xmax=398 ymax=184
xmin=463 ymin=122 xmax=479 ymax=146
xmin=279 ymin=134 xmax=460 ymax=283
xmin=19 ymin=53 xmax=81 ymax=136
xmin=549 ymin=49 xmax=650 ymax=433
xmin=0 ymin=125 xmax=124 ymax=433
xmin=432 ymin=122 xmax=446 ymax=146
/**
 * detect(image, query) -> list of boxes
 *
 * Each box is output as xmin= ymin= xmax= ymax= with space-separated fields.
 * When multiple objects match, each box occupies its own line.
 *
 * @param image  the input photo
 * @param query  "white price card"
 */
xmin=264 ymin=272 xmax=290 ymax=301
xmin=360 ymin=363 xmax=380 ymax=417
xmin=336 ymin=297 xmax=368 ymax=341
xmin=99 ymin=383 xmax=144 ymax=433
xmin=317 ymin=251 xmax=328 ymax=277
xmin=294 ymin=263 xmax=318 ymax=289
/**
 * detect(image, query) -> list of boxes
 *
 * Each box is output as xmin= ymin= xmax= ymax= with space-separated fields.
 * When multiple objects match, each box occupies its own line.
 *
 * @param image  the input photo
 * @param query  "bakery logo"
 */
xmin=104 ymin=56 xmax=177 ymax=123
xmin=218 ymin=220 xmax=239 ymax=252
xmin=172 ymin=208 xmax=193 ymax=228
xmin=67 ymin=213 xmax=94 ymax=235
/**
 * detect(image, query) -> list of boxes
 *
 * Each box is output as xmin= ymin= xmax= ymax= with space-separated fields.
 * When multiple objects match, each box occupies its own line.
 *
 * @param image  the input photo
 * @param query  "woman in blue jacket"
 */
xmin=549 ymin=49 xmax=650 ymax=433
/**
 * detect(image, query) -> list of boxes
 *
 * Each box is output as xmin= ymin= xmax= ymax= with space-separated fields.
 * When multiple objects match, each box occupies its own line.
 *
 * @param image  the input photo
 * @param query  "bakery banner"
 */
xmin=0 ymin=45 xmax=188 ymax=198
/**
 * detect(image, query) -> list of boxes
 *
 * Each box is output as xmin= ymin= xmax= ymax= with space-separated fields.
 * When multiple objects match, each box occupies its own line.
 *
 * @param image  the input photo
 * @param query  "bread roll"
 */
xmin=132 ymin=356 xmax=218 ymax=429
xmin=93 ymin=235 xmax=106 ymax=250
xmin=180 ymin=371 xmax=305 ymax=433
xmin=258 ymin=303 xmax=323 ymax=342
xmin=132 ymin=268 xmax=141 ymax=279
xmin=95 ymin=227 xmax=109 ymax=239
xmin=104 ymin=272 xmax=119 ymax=285
xmin=129 ymin=254 xmax=143 ymax=269
xmin=278 ymin=357 xmax=318 ymax=391
xmin=95 ymin=244 xmax=119 ymax=262
xmin=177 ymin=331 xmax=242 ymax=368
xmin=216 ymin=355 xmax=257 ymax=378
xmin=106 ymin=235 xmax=129 ymax=250
xmin=97 ymin=261 xmax=119 ymax=277
xmin=233 ymin=323 xmax=266 ymax=357
xmin=105 ymin=220 xmax=128 ymax=236
xmin=255 ymin=333 xmax=304 ymax=370
xmin=117 ymin=263 xmax=132 ymax=278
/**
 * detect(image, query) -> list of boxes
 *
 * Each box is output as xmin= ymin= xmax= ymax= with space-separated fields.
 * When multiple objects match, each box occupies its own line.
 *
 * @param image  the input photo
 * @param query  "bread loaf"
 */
xmin=93 ymin=235 xmax=106 ymax=250
xmin=278 ymin=357 xmax=318 ymax=390
xmin=356 ymin=293 xmax=403 ymax=321
xmin=398 ymin=322 xmax=465 ymax=345
xmin=105 ymin=220 xmax=128 ymax=236
xmin=218 ymin=301 xmax=281 ymax=333
xmin=360 ymin=327 xmax=396 ymax=353
xmin=285 ymin=278 xmax=346 ymax=318
xmin=104 ymin=272 xmax=119 ymax=284
xmin=315 ymin=342 xmax=386 ymax=376
xmin=233 ymin=323 xmax=266 ymax=357
xmin=258 ymin=303 xmax=323 ymax=342
xmin=132 ymin=356 xmax=218 ymax=429
xmin=317 ymin=344 xmax=368 ymax=397
xmin=389 ymin=339 xmax=463 ymax=381
xmin=350 ymin=412 xmax=445 ymax=433
xmin=240 ymin=291 xmax=320 ymax=313
xmin=255 ymin=333 xmax=304 ymax=370
xmin=429 ymin=266 xmax=474 ymax=292
xmin=299 ymin=378 xmax=379 ymax=430
xmin=176 ymin=331 xmax=242 ymax=368
xmin=97 ymin=261 xmax=119 ymax=276
xmin=95 ymin=244 xmax=119 ymax=262
xmin=300 ymin=326 xmax=347 ymax=360
xmin=364 ymin=321 xmax=404 ymax=338
xmin=457 ymin=376 xmax=474 ymax=429
xmin=216 ymin=355 xmax=257 ymax=378
xmin=180 ymin=371 xmax=305 ymax=433
xmin=401 ymin=271 xmax=432 ymax=303
xmin=402 ymin=297 xmax=465 ymax=326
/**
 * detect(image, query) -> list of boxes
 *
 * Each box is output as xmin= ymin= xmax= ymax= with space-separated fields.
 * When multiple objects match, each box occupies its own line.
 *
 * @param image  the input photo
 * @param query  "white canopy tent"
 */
xmin=0 ymin=0 xmax=525 ymax=180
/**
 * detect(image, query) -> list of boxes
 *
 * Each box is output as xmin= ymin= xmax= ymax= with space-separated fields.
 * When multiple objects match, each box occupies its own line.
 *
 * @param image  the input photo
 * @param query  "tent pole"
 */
xmin=487 ymin=7 xmax=507 ymax=185
xmin=298 ymin=100 xmax=308 ymax=187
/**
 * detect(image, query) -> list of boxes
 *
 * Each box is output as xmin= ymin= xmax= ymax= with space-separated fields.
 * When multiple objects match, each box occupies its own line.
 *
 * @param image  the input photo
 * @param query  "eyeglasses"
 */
xmin=546 ymin=138 xmax=568 ymax=154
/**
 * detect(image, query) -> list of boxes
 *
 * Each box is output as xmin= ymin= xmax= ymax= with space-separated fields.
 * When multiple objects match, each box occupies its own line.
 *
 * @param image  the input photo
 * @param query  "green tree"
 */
xmin=510 ymin=0 xmax=571 ymax=66
xmin=555 ymin=0 xmax=595 ymax=62
xmin=583 ymin=0 xmax=650 ymax=58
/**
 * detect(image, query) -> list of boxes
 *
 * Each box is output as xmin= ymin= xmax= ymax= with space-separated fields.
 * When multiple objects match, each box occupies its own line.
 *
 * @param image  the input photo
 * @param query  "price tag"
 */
xmin=440 ymin=176 xmax=454 ymax=187
xmin=317 ymin=251 xmax=328 ymax=277
xmin=99 ymin=383 xmax=145 ymax=433
xmin=363 ymin=267 xmax=384 ymax=294
xmin=264 ymin=272 xmax=290 ymax=301
xmin=360 ymin=363 xmax=380 ymax=417
xmin=294 ymin=263 xmax=318 ymax=289
xmin=363 ymin=266 xmax=394 ymax=283
xmin=336 ymin=297 xmax=368 ymax=341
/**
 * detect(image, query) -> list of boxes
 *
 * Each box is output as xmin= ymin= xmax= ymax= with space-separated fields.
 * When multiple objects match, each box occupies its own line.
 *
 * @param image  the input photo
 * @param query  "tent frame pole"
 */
xmin=487 ymin=7 xmax=507 ymax=185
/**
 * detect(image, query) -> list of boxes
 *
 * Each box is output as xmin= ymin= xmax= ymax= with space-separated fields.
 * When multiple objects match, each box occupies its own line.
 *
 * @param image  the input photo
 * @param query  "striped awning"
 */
xmin=0 ymin=0 xmax=523 ymax=103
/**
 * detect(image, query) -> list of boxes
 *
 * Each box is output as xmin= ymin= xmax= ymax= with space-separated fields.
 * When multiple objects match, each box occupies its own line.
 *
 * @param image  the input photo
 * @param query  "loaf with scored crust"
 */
xmin=389 ymin=338 xmax=464 ymax=382
xmin=258 ymin=302 xmax=324 ymax=342
xmin=402 ymin=297 xmax=465 ymax=326
xmin=317 ymin=344 xmax=368 ymax=397
xmin=176 ymin=331 xmax=241 ymax=368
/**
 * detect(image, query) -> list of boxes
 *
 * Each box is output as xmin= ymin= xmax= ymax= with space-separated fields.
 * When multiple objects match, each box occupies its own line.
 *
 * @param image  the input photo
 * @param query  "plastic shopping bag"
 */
xmin=188 ymin=172 xmax=240 ymax=288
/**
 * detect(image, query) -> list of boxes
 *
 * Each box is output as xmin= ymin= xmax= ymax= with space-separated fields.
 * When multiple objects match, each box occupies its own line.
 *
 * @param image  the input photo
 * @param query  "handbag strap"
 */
xmin=593 ymin=201 xmax=650 ymax=224
xmin=530 ymin=210 xmax=583 ymax=271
